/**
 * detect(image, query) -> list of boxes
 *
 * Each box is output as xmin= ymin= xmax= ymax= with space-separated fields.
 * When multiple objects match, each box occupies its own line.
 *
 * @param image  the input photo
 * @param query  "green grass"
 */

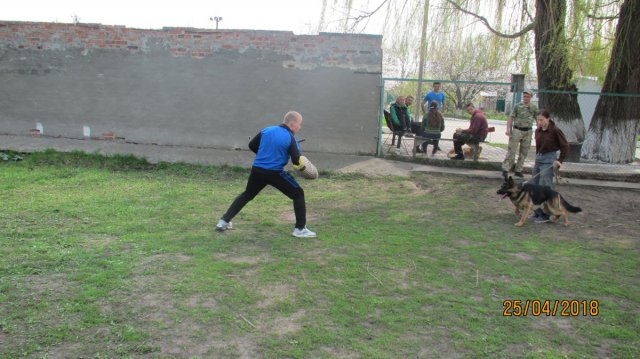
xmin=1 ymin=150 xmax=638 ymax=358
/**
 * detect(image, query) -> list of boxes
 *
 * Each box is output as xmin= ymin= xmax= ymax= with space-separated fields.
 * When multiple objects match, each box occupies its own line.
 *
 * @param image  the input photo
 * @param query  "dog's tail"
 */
xmin=560 ymin=195 xmax=582 ymax=213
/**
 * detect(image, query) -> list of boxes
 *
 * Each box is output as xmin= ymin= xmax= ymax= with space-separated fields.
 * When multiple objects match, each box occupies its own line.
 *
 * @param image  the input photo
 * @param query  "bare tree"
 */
xmin=429 ymin=34 xmax=507 ymax=109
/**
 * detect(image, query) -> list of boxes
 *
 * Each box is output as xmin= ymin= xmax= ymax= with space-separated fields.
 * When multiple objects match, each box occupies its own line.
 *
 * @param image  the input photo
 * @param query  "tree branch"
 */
xmin=523 ymin=0 xmax=535 ymax=23
xmin=586 ymin=14 xmax=619 ymax=20
xmin=348 ymin=0 xmax=392 ymax=31
xmin=444 ymin=0 xmax=535 ymax=39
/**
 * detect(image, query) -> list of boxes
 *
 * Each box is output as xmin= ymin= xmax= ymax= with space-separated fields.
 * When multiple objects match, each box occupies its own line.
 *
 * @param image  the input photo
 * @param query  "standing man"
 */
xmin=215 ymin=111 xmax=316 ymax=238
xmin=421 ymin=82 xmax=446 ymax=114
xmin=451 ymin=103 xmax=488 ymax=160
xmin=502 ymin=90 xmax=537 ymax=178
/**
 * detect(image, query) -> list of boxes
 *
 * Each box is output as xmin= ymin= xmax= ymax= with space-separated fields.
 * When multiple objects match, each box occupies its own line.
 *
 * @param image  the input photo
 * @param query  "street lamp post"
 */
xmin=210 ymin=16 xmax=223 ymax=30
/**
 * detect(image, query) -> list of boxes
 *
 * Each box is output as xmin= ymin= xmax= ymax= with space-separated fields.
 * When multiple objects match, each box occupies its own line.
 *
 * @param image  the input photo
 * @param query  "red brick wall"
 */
xmin=0 ymin=21 xmax=383 ymax=154
xmin=0 ymin=21 xmax=382 ymax=71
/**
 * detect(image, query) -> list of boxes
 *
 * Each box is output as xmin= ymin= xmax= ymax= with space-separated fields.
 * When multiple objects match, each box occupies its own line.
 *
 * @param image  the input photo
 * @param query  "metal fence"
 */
xmin=376 ymin=77 xmax=640 ymax=172
xmin=377 ymin=77 xmax=517 ymax=157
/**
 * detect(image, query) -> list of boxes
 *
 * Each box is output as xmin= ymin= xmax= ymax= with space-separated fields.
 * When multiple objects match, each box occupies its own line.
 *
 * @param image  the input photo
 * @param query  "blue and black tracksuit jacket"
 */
xmin=249 ymin=124 xmax=301 ymax=171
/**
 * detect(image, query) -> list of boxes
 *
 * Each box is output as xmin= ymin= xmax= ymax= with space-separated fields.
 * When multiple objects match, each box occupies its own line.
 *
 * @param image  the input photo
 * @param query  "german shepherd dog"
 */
xmin=497 ymin=176 xmax=582 ymax=227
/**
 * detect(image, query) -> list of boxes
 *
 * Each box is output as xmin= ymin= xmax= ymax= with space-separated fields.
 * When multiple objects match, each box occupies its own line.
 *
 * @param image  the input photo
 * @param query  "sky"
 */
xmin=2 ymin=0 xmax=336 ymax=34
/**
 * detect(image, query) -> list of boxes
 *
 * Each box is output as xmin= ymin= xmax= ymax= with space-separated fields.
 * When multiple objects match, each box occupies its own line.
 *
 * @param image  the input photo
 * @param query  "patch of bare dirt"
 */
xmin=146 ymin=253 xmax=191 ymax=263
xmin=338 ymin=158 xmax=413 ymax=177
xmin=279 ymin=211 xmax=322 ymax=224
xmin=593 ymin=338 xmax=616 ymax=359
xmin=77 ymin=233 xmax=120 ymax=248
xmin=0 ymin=330 xmax=8 ymax=351
xmin=402 ymin=180 xmax=434 ymax=195
xmin=256 ymin=283 xmax=296 ymax=308
xmin=510 ymin=252 xmax=534 ymax=261
xmin=416 ymin=332 xmax=466 ymax=359
xmin=493 ymin=274 xmax=512 ymax=283
xmin=96 ymin=253 xmax=247 ymax=358
xmin=502 ymin=343 xmax=529 ymax=357
xmin=386 ymin=266 xmax=418 ymax=290
xmin=301 ymin=247 xmax=343 ymax=266
xmin=532 ymin=316 xmax=574 ymax=331
xmin=46 ymin=342 xmax=91 ymax=358
xmin=454 ymin=239 xmax=474 ymax=246
xmin=266 ymin=309 xmax=306 ymax=337
xmin=5 ymin=274 xmax=80 ymax=355
xmin=186 ymin=295 xmax=217 ymax=309
xmin=212 ymin=252 xmax=270 ymax=265
xmin=431 ymin=174 xmax=639 ymax=246
xmin=319 ymin=346 xmax=359 ymax=358
xmin=24 ymin=273 xmax=73 ymax=297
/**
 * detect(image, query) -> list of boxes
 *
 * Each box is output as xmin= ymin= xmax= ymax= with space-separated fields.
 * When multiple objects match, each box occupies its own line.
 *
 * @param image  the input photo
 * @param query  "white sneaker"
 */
xmin=292 ymin=227 xmax=316 ymax=238
xmin=216 ymin=219 xmax=233 ymax=232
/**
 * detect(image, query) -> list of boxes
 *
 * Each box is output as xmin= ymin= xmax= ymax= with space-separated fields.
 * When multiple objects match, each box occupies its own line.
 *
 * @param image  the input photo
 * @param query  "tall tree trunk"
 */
xmin=415 ymin=0 xmax=430 ymax=118
xmin=455 ymin=84 xmax=463 ymax=110
xmin=582 ymin=0 xmax=640 ymax=163
xmin=534 ymin=0 xmax=585 ymax=142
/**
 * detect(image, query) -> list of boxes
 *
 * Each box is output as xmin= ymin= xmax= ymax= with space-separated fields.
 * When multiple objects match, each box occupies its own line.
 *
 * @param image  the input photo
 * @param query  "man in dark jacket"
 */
xmin=215 ymin=111 xmax=316 ymax=238
xmin=451 ymin=103 xmax=488 ymax=160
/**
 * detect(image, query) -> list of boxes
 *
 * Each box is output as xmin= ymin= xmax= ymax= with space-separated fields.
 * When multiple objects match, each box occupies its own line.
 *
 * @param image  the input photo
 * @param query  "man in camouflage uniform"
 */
xmin=501 ymin=90 xmax=538 ymax=178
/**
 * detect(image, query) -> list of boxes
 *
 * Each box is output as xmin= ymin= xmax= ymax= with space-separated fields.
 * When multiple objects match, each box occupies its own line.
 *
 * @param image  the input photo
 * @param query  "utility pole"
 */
xmin=415 ymin=0 xmax=430 ymax=118
xmin=210 ymin=16 xmax=223 ymax=30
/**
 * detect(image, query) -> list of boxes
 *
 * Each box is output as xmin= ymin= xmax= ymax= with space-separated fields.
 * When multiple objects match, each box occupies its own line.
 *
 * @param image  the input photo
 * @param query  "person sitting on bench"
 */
xmin=389 ymin=95 xmax=411 ymax=133
xmin=417 ymin=100 xmax=445 ymax=156
xmin=451 ymin=103 xmax=488 ymax=160
xmin=405 ymin=95 xmax=415 ymax=122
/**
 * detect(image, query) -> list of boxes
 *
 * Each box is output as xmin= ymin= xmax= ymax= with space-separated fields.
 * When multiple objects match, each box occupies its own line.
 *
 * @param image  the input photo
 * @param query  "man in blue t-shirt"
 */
xmin=421 ymin=82 xmax=446 ymax=114
xmin=215 ymin=111 xmax=316 ymax=238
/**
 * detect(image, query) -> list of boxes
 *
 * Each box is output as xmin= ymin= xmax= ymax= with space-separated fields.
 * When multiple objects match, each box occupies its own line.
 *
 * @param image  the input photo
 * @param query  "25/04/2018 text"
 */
xmin=502 ymin=299 xmax=599 ymax=317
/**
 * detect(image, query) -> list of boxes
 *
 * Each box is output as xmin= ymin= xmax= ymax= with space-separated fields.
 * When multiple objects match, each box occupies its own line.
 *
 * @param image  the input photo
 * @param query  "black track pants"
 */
xmin=221 ymin=168 xmax=306 ymax=229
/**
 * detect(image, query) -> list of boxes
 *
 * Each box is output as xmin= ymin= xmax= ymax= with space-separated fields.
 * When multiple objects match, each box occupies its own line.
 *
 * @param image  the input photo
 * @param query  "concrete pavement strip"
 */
xmin=1 ymin=134 xmax=639 ymax=190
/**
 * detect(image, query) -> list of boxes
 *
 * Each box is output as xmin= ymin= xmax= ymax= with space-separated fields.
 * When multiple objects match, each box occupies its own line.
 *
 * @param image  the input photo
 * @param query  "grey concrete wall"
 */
xmin=0 ymin=22 xmax=382 ymax=154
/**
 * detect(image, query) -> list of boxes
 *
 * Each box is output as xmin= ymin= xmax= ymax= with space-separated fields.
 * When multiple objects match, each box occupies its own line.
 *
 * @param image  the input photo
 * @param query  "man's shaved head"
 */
xmin=283 ymin=111 xmax=302 ymax=125
xmin=283 ymin=111 xmax=303 ymax=134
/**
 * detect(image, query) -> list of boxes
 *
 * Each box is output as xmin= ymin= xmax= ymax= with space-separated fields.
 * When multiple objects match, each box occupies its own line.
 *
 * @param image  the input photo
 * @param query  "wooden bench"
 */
xmin=411 ymin=137 xmax=452 ymax=158
xmin=412 ymin=127 xmax=496 ymax=161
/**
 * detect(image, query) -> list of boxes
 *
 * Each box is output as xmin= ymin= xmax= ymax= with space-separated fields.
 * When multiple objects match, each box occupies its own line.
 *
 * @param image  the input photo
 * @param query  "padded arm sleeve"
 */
xmin=289 ymin=135 xmax=301 ymax=166
xmin=248 ymin=132 xmax=261 ymax=154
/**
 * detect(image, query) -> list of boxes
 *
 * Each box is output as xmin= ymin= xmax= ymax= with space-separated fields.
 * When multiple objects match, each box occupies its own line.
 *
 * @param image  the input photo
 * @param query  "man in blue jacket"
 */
xmin=215 ymin=111 xmax=316 ymax=238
